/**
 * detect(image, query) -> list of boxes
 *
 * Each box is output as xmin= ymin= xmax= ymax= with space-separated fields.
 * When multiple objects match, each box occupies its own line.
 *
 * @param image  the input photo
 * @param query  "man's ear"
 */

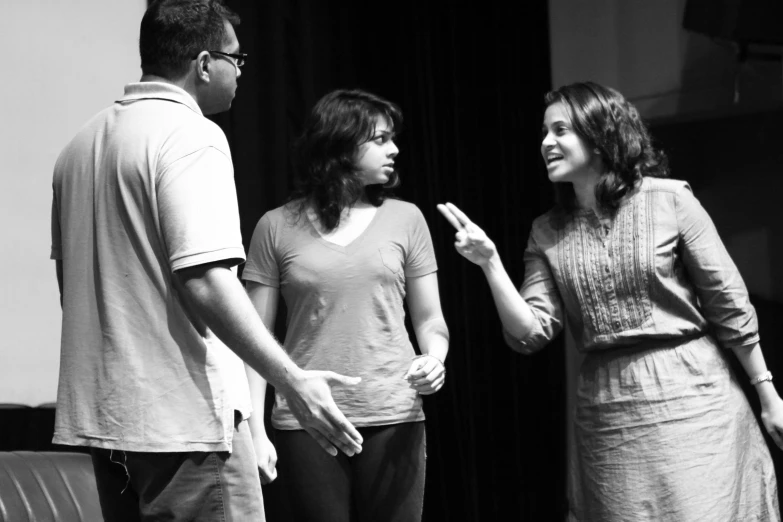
xmin=195 ymin=51 xmax=211 ymax=83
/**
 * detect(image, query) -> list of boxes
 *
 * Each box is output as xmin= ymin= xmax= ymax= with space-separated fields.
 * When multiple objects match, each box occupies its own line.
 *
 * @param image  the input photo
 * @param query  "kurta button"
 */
xmin=614 ymin=321 xmax=621 ymax=328
xmin=605 ymin=266 xmax=610 ymax=273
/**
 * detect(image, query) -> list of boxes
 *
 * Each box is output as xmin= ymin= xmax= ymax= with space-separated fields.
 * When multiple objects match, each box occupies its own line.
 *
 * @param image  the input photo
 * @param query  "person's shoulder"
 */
xmin=382 ymin=197 xmax=418 ymax=213
xmin=63 ymin=105 xmax=115 ymax=145
xmin=382 ymin=198 xmax=432 ymax=229
xmin=262 ymin=200 xmax=310 ymax=232
xmin=173 ymin=113 xmax=229 ymax=152
xmin=259 ymin=202 xmax=293 ymax=224
xmin=532 ymin=206 xmax=566 ymax=230
xmin=639 ymin=176 xmax=690 ymax=195
xmin=54 ymin=106 xmax=116 ymax=172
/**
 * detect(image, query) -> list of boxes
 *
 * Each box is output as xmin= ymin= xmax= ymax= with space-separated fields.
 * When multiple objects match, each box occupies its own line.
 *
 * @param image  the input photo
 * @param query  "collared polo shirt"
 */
xmin=51 ymin=82 xmax=250 ymax=452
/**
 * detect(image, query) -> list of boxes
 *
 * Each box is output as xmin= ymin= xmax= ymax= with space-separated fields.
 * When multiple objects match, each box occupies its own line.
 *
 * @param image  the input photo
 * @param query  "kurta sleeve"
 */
xmin=675 ymin=183 xmax=759 ymax=348
xmin=504 ymin=227 xmax=565 ymax=352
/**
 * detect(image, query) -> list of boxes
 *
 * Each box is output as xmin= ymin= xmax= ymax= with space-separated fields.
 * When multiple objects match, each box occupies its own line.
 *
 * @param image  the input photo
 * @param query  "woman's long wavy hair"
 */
xmin=288 ymin=89 xmax=402 ymax=232
xmin=545 ymin=82 xmax=669 ymax=214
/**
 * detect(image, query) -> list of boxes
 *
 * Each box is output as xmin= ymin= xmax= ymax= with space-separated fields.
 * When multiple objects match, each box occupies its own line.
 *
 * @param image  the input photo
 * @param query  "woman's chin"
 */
xmin=547 ymin=170 xmax=577 ymax=184
xmin=363 ymin=175 xmax=389 ymax=186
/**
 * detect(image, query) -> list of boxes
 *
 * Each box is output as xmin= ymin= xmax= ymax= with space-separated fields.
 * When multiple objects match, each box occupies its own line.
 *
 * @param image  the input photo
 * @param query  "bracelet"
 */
xmin=750 ymin=371 xmax=773 ymax=386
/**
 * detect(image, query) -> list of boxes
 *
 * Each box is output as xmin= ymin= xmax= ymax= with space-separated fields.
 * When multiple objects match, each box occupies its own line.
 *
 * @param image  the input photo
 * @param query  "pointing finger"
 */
xmin=437 ymin=204 xmax=464 ymax=231
xmin=444 ymin=203 xmax=475 ymax=228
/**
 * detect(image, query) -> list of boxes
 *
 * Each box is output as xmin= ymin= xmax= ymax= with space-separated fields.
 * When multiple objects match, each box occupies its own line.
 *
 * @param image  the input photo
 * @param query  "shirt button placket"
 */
xmin=603 ymin=242 xmax=621 ymax=331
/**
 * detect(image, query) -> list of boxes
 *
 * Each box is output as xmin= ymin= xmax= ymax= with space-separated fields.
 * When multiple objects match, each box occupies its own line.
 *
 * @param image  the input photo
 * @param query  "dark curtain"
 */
xmin=214 ymin=1 xmax=565 ymax=519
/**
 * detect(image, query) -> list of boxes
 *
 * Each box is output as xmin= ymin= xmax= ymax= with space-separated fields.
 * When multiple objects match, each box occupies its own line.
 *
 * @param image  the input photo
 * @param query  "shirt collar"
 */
xmin=118 ymin=82 xmax=203 ymax=116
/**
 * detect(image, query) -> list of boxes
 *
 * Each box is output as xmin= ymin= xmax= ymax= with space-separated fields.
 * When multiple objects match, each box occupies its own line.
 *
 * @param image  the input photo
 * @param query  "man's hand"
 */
xmin=175 ymin=264 xmax=363 ymax=456
xmin=281 ymin=370 xmax=364 ymax=457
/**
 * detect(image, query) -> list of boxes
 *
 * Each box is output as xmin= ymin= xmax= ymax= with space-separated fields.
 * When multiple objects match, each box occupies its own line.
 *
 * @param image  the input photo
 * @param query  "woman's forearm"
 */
xmin=407 ymin=273 xmax=449 ymax=364
xmin=732 ymin=343 xmax=781 ymax=408
xmin=245 ymin=364 xmax=270 ymax=443
xmin=481 ymin=254 xmax=539 ymax=340
xmin=414 ymin=317 xmax=449 ymax=364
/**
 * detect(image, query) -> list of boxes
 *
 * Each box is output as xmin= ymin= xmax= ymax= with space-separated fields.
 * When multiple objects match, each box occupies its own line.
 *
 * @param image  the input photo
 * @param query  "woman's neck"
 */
xmin=572 ymin=174 xmax=601 ymax=215
xmin=574 ymin=186 xmax=595 ymax=211
xmin=306 ymin=196 xmax=375 ymax=231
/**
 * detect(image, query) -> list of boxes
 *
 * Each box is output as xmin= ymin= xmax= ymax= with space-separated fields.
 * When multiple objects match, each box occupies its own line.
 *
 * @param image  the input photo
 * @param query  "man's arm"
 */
xmin=175 ymin=261 xmax=363 ymax=456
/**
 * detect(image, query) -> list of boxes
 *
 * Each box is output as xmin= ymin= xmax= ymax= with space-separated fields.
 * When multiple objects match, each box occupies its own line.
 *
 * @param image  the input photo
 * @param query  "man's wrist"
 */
xmin=274 ymin=361 xmax=306 ymax=396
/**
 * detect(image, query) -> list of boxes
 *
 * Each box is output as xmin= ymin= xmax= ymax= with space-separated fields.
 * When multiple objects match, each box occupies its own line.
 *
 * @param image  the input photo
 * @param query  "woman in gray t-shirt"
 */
xmin=243 ymin=89 xmax=449 ymax=521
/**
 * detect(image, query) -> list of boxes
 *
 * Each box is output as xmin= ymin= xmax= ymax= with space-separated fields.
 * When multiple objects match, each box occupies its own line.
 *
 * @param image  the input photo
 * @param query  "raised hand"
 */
xmin=437 ymin=203 xmax=497 ymax=266
xmin=404 ymin=354 xmax=446 ymax=395
xmin=282 ymin=370 xmax=364 ymax=457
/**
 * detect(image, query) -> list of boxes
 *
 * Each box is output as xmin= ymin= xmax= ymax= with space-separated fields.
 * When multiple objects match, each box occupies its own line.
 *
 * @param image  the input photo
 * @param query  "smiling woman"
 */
xmin=543 ymin=82 xmax=670 ymax=215
xmin=541 ymin=102 xmax=597 ymax=186
xmin=438 ymin=81 xmax=783 ymax=521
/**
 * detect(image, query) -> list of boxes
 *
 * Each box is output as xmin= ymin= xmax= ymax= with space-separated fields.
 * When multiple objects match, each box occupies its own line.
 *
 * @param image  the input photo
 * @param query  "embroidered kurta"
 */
xmin=512 ymin=177 xmax=778 ymax=521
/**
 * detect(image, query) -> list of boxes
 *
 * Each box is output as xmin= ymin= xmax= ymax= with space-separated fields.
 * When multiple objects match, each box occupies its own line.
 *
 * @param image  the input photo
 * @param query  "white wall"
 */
xmin=1 ymin=0 xmax=147 ymax=405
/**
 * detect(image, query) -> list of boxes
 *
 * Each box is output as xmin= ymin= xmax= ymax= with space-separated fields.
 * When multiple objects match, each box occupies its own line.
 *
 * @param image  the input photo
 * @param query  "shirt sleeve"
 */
xmin=505 ymin=227 xmax=564 ymax=352
xmin=675 ymin=183 xmax=759 ymax=348
xmin=50 ymin=188 xmax=62 ymax=260
xmin=242 ymin=213 xmax=280 ymax=287
xmin=157 ymin=146 xmax=246 ymax=272
xmin=404 ymin=205 xmax=437 ymax=278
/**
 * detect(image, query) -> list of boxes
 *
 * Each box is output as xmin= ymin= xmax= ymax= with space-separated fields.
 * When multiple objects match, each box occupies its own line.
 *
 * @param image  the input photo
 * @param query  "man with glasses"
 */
xmin=50 ymin=1 xmax=363 ymax=520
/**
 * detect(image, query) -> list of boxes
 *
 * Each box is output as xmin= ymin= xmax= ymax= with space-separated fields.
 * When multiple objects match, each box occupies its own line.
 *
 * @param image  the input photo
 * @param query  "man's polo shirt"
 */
xmin=51 ymin=82 xmax=251 ymax=452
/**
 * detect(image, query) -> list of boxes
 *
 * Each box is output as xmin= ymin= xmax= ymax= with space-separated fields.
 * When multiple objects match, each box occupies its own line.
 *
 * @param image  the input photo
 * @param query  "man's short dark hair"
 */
xmin=139 ymin=0 xmax=240 ymax=80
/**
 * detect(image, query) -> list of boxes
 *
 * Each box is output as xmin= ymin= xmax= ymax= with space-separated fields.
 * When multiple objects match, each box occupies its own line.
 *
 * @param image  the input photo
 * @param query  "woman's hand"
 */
xmin=760 ymin=390 xmax=783 ymax=450
xmin=404 ymin=354 xmax=446 ymax=395
xmin=437 ymin=203 xmax=497 ymax=267
xmin=254 ymin=433 xmax=278 ymax=484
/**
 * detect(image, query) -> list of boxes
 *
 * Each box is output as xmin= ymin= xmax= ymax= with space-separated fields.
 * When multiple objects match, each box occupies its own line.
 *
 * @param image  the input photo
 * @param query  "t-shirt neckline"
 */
xmin=307 ymin=201 xmax=387 ymax=255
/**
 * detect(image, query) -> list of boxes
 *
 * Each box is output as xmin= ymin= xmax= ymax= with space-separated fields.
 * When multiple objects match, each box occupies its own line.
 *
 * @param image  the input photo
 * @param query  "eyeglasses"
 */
xmin=206 ymin=50 xmax=247 ymax=68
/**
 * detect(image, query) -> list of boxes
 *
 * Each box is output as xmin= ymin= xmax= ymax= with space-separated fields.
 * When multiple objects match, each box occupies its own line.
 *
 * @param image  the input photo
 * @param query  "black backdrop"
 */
xmin=211 ymin=1 xmax=566 ymax=520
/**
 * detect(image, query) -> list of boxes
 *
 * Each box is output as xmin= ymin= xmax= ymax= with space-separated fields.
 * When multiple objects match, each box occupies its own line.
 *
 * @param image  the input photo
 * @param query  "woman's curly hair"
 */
xmin=289 ymin=89 xmax=402 ymax=232
xmin=545 ymin=81 xmax=669 ymax=213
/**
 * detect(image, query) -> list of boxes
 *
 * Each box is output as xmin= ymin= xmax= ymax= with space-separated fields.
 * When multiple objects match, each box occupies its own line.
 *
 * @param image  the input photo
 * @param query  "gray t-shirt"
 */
xmin=243 ymin=198 xmax=437 ymax=429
